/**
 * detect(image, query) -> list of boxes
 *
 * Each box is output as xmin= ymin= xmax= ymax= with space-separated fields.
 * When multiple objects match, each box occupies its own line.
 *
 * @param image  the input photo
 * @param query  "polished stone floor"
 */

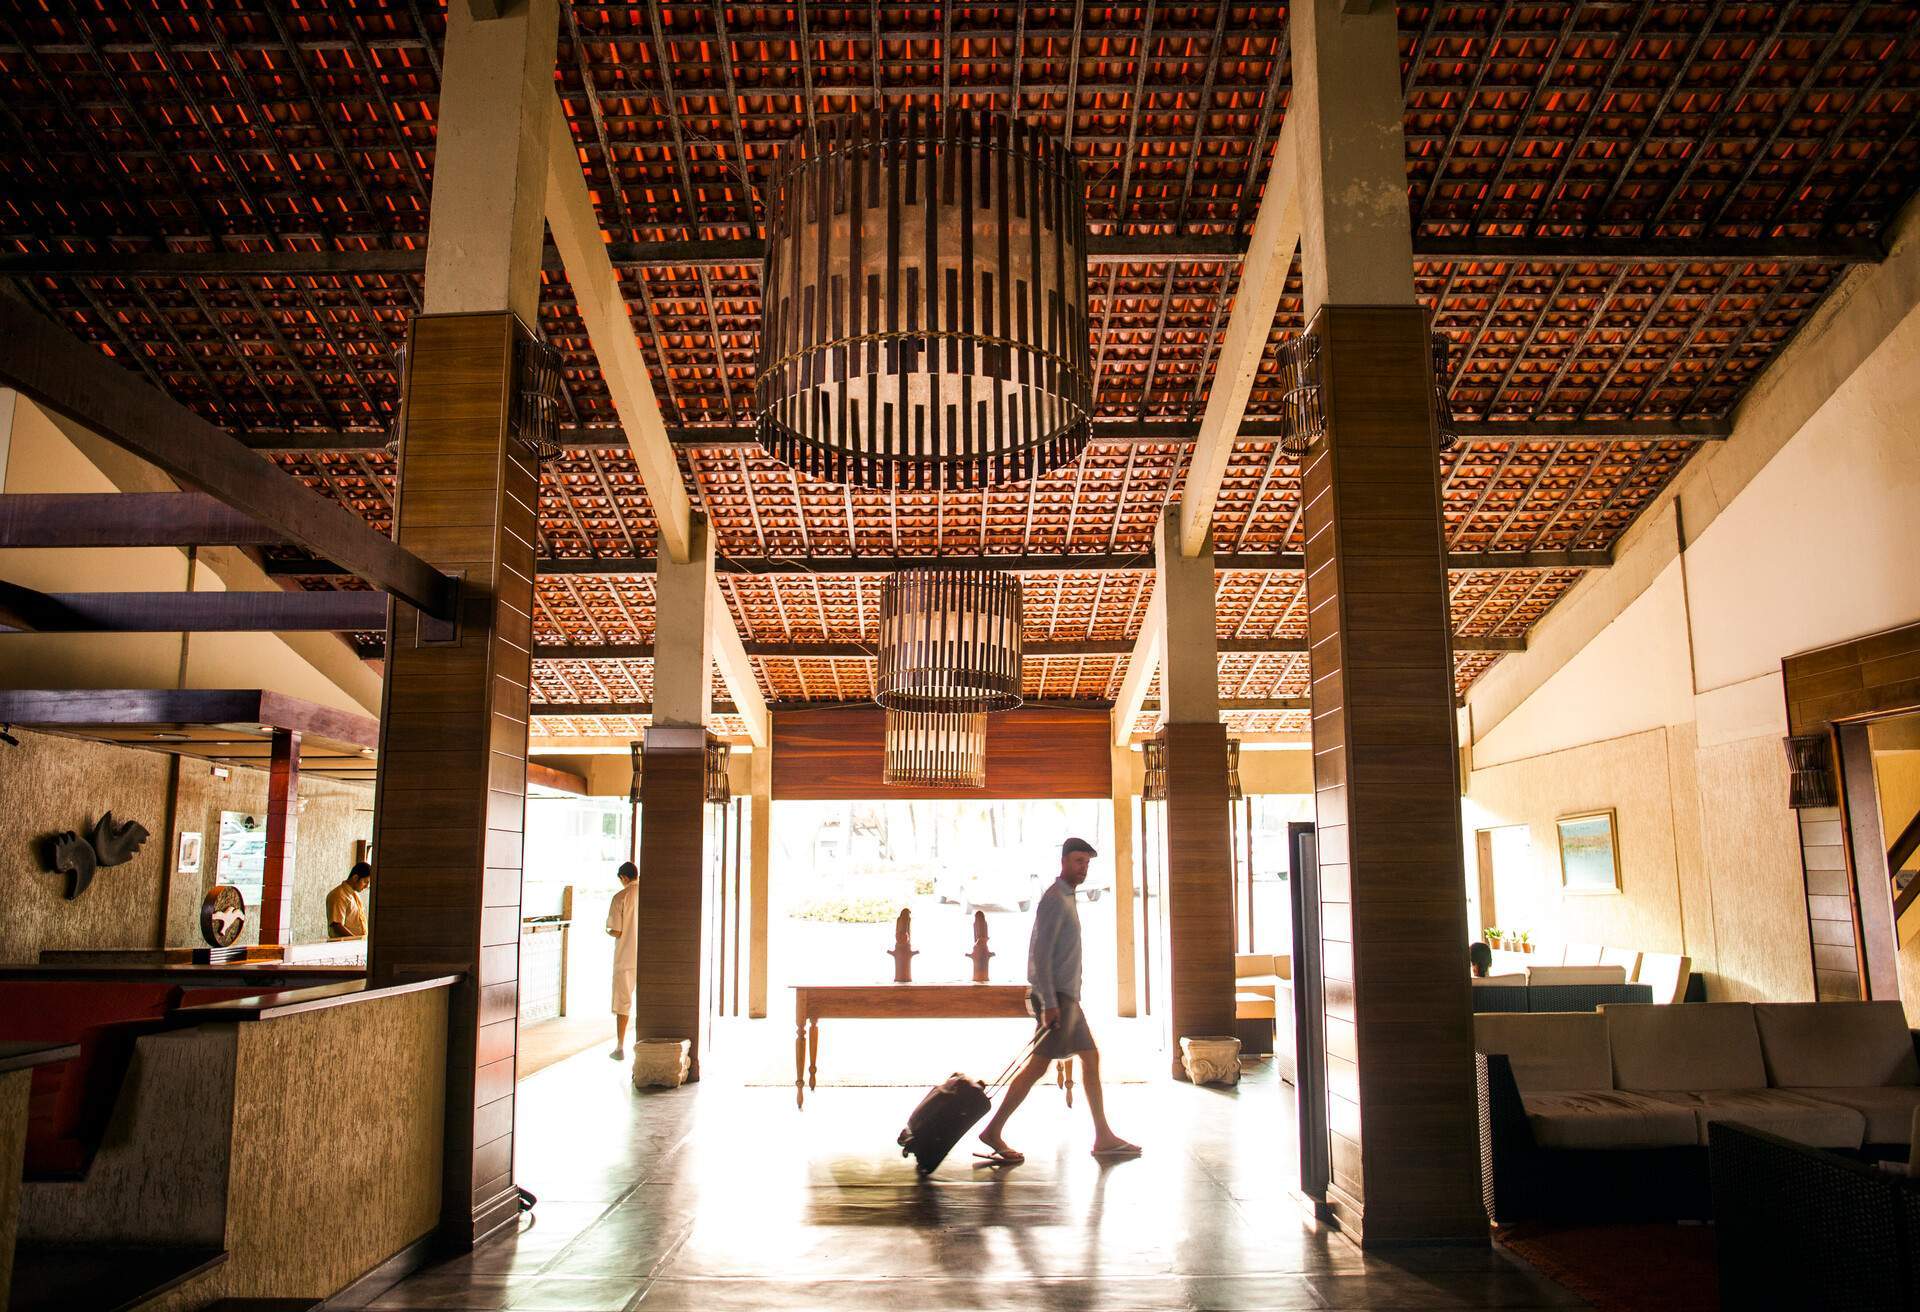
xmin=352 ymin=1039 xmax=1584 ymax=1311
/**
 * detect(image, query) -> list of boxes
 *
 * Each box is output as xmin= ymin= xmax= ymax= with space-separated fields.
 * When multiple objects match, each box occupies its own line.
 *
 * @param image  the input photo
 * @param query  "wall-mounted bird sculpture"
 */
xmin=46 ymin=810 xmax=151 ymax=900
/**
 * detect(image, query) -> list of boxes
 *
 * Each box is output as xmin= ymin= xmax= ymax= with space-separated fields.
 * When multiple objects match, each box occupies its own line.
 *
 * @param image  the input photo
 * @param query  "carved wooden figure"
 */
xmin=889 ymin=907 xmax=918 ymax=983
xmin=969 ymin=910 xmax=993 ymax=983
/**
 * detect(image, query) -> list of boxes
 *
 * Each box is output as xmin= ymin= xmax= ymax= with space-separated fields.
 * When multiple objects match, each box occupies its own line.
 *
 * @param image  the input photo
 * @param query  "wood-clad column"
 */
xmin=1110 ymin=744 xmax=1139 ymax=1018
xmin=1290 ymin=0 xmax=1482 ymax=1246
xmin=368 ymin=0 xmax=556 ymax=1250
xmin=257 ymin=728 xmax=300 ymax=947
xmin=1302 ymin=308 xmax=1481 ymax=1244
xmin=636 ymin=514 xmax=717 ymax=1076
xmin=748 ymin=740 xmax=772 ymax=1018
xmin=1153 ymin=508 xmax=1236 ymax=1077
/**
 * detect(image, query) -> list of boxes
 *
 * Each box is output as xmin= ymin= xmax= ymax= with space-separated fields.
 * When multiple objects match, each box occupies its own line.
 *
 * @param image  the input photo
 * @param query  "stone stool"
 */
xmin=1179 ymin=1035 xmax=1242 ymax=1086
xmin=631 ymin=1038 xmax=692 ymax=1088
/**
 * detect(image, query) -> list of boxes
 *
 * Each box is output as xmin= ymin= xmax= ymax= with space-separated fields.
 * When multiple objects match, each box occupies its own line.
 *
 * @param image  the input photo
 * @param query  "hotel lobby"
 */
xmin=2 ymin=2 xmax=1920 ymax=1308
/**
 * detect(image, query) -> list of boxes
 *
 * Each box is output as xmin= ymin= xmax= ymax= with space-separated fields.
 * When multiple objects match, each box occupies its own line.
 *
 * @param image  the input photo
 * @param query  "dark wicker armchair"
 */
xmin=1710 ymin=1121 xmax=1919 ymax=1311
xmin=1476 ymin=1051 xmax=1711 ymax=1224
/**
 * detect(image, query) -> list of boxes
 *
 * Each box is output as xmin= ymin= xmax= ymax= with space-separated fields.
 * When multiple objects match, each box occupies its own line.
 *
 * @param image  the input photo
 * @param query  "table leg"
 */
xmin=795 ymin=1020 xmax=807 ymax=1109
xmin=808 ymin=1019 xmax=820 ymax=1091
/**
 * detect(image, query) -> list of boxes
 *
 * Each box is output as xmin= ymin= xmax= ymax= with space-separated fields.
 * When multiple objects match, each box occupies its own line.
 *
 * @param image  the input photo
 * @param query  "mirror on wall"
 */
xmin=215 ymin=811 xmax=268 ymax=910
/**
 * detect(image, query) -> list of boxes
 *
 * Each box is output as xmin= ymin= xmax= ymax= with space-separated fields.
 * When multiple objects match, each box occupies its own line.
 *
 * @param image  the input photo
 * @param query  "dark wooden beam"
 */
xmin=526 ymin=549 xmax=1609 ymax=577
xmin=0 ymin=584 xmax=387 ymax=633
xmin=6 ymin=232 xmax=1880 ymax=279
xmin=242 ymin=414 xmax=1731 ymax=454
xmin=0 ymin=687 xmax=378 ymax=747
xmin=0 ymin=492 xmax=281 ymax=548
xmin=0 ymin=296 xmax=457 ymax=619
xmin=529 ymin=632 xmax=1522 ymax=661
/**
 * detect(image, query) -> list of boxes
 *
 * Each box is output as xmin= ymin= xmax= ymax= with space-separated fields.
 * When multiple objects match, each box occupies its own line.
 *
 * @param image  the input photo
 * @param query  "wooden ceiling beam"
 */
xmin=6 ymin=232 xmax=1881 ymax=279
xmin=0 ymin=584 xmax=386 ymax=634
xmin=1178 ymin=114 xmax=1300 ymax=557
xmin=0 ymin=296 xmax=457 ymax=619
xmin=242 ymin=414 xmax=1730 ymax=454
xmin=531 ymin=632 xmax=1520 ymax=661
xmin=534 ymin=548 xmax=1607 ymax=576
xmin=0 ymin=492 xmax=279 ymax=548
xmin=543 ymin=88 xmax=696 ymax=564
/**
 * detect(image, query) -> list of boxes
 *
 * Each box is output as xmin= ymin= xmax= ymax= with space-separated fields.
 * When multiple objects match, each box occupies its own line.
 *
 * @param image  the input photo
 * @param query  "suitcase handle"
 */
xmin=987 ymin=1023 xmax=1056 ymax=1093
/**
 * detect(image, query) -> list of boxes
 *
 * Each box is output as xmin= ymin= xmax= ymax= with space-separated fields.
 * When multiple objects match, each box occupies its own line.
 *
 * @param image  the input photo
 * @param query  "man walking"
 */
xmin=977 ymin=837 xmax=1140 ymax=1164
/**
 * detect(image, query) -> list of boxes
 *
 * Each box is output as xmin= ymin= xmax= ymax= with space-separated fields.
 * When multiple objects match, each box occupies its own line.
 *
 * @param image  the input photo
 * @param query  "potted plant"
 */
xmin=1485 ymin=927 xmax=1503 ymax=949
xmin=1516 ymin=929 xmax=1533 ymax=954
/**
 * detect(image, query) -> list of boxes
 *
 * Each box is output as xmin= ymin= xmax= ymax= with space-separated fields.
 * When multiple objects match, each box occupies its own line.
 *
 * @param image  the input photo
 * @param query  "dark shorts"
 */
xmin=1033 ymin=993 xmax=1096 ymax=1059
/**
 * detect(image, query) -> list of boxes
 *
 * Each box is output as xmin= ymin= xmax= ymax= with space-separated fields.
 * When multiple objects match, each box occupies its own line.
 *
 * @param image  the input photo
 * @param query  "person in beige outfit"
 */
xmin=607 ymin=861 xmax=639 ymax=1059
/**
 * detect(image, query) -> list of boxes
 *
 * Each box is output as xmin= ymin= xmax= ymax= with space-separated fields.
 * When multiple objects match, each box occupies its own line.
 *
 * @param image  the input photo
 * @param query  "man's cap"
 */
xmin=1062 ymin=837 xmax=1097 ymax=859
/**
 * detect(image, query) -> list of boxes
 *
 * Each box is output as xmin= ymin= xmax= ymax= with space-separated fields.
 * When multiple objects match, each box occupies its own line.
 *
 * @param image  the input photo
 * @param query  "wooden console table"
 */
xmin=792 ymin=982 xmax=1072 ymax=1108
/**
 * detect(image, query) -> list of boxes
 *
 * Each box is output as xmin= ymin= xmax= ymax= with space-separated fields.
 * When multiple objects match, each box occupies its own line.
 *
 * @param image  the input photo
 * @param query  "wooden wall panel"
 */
xmin=771 ymin=705 xmax=1112 ymax=799
xmin=369 ymin=312 xmax=535 ymax=1248
xmin=1159 ymin=722 xmax=1238 ymax=1076
xmin=635 ymin=725 xmax=713 ymax=1078
xmin=1300 ymin=305 xmax=1483 ymax=1245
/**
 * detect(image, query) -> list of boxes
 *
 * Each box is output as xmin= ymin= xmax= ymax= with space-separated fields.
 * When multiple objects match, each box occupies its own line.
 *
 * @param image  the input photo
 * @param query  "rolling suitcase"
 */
xmin=896 ymin=1026 xmax=1051 ymax=1175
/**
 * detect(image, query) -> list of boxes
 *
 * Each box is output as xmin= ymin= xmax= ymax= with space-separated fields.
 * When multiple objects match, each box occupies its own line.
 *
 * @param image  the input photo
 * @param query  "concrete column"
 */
xmin=257 ymin=729 xmax=300 ymax=948
xmin=1289 ymin=0 xmax=1482 ymax=1246
xmin=1289 ymin=0 xmax=1417 ymax=319
xmin=748 ymin=740 xmax=772 ymax=1018
xmin=652 ymin=515 xmax=715 ymax=727
xmin=1151 ymin=508 xmax=1236 ymax=1076
xmin=1110 ymin=744 xmax=1139 ymax=1017
xmin=367 ymin=0 xmax=557 ymax=1251
xmin=423 ymin=0 xmax=558 ymax=324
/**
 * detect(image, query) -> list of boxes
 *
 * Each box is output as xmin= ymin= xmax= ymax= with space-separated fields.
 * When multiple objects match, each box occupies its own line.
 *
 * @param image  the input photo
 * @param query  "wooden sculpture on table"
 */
xmin=889 ymin=907 xmax=918 ymax=982
xmin=968 ymin=910 xmax=993 ymax=982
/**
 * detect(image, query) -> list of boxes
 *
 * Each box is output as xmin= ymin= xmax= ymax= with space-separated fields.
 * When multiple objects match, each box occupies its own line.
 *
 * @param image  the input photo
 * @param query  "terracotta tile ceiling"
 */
xmin=3 ymin=2 xmax=1918 ymax=734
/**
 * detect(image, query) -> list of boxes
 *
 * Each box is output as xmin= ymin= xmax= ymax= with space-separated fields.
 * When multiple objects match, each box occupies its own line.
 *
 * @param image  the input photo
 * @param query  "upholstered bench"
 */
xmin=1475 ymin=1000 xmax=1920 ymax=1223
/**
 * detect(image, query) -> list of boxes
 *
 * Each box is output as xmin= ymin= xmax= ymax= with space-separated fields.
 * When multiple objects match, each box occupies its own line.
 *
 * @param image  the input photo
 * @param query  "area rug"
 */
xmin=1495 ymin=1221 xmax=1719 ymax=1312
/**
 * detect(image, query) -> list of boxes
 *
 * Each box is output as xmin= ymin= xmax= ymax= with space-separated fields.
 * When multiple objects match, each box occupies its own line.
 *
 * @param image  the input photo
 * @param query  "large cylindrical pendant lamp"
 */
xmin=883 ymin=710 xmax=988 ymax=789
xmin=754 ymin=111 xmax=1093 ymax=490
xmin=875 ymin=567 xmax=1024 ymax=715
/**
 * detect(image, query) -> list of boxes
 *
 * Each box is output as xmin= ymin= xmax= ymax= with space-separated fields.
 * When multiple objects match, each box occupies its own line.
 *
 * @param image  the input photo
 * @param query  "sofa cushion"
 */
xmin=1753 ymin=1001 xmax=1920 ymax=1089
xmin=1234 ymin=953 xmax=1274 ymax=980
xmin=1475 ymin=1012 xmax=1612 ymax=1093
xmin=1606 ymin=1002 xmax=1764 ymax=1091
xmin=1527 ymin=965 xmax=1627 ymax=986
xmin=1235 ymin=990 xmax=1275 ymax=1020
xmin=1646 ymin=1089 xmax=1866 ymax=1149
xmin=1471 ymin=972 xmax=1527 ymax=987
xmin=1784 ymin=1086 xmax=1920 ymax=1144
xmin=1599 ymin=947 xmax=1643 ymax=981
xmin=1637 ymin=953 xmax=1692 ymax=1006
xmin=1520 ymin=1090 xmax=1700 ymax=1150
xmin=1562 ymin=943 xmax=1603 ymax=966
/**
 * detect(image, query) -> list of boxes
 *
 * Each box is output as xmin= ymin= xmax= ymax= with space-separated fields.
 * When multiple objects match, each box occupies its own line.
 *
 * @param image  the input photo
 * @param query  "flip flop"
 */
xmin=973 ymin=1150 xmax=1025 ymax=1166
xmin=1091 ymin=1143 xmax=1143 ymax=1158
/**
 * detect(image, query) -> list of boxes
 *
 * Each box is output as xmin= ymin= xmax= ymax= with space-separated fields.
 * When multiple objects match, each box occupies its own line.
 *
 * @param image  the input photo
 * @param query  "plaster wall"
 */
xmin=1458 ymin=197 xmax=1920 ymax=1006
xmin=0 ymin=725 xmax=371 ymax=964
xmin=138 ymin=988 xmax=447 ymax=1310
xmin=0 ymin=728 xmax=174 ymax=964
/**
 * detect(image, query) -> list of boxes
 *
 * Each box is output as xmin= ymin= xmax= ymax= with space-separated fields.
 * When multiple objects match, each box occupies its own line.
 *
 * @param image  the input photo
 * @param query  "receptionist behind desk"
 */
xmin=327 ymin=861 xmax=372 ymax=939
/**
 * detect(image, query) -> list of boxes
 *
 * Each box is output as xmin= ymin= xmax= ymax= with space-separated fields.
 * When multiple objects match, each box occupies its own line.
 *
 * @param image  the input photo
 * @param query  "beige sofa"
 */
xmin=1475 ymin=1000 xmax=1920 ymax=1221
xmin=1234 ymin=953 xmax=1291 ymax=1071
xmin=1492 ymin=944 xmax=1693 ymax=1004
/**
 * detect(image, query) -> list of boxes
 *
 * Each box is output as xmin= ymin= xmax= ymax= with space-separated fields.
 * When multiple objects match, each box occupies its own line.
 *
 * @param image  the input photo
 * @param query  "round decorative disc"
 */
xmin=201 ymin=883 xmax=247 ymax=948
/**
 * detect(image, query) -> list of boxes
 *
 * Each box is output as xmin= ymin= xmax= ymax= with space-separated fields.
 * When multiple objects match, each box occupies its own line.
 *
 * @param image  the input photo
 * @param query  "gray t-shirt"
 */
xmin=1027 ymin=876 xmax=1082 ymax=1009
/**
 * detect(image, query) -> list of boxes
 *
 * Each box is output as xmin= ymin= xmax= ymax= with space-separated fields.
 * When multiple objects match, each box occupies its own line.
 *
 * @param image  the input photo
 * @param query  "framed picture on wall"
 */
xmin=176 ymin=830 xmax=203 ymax=876
xmin=1556 ymin=810 xmax=1620 ymax=895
